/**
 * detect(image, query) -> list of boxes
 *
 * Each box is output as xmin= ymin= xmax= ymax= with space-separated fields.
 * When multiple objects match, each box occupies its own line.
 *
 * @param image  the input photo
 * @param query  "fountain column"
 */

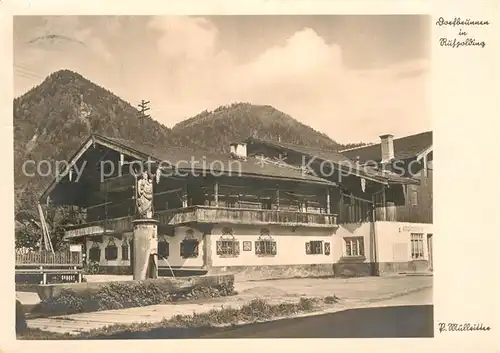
xmin=132 ymin=218 xmax=159 ymax=280
xmin=132 ymin=171 xmax=158 ymax=280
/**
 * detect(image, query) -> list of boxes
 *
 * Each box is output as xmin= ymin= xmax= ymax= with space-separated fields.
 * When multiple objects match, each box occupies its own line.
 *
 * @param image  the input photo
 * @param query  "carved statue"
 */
xmin=136 ymin=172 xmax=153 ymax=218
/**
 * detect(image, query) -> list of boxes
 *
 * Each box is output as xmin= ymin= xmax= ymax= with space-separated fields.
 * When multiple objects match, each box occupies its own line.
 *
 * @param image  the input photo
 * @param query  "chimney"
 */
xmin=379 ymin=134 xmax=394 ymax=164
xmin=230 ymin=142 xmax=247 ymax=159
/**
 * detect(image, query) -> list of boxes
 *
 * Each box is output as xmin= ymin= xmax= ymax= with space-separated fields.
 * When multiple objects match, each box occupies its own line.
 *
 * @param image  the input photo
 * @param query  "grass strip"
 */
xmin=20 ymin=296 xmax=339 ymax=340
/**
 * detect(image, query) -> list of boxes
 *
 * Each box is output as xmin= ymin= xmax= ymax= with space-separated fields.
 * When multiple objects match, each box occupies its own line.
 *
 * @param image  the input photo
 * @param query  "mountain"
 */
xmin=171 ymin=103 xmax=341 ymax=153
xmin=14 ymin=70 xmax=365 ymax=214
xmin=14 ymin=69 xmax=175 ymax=215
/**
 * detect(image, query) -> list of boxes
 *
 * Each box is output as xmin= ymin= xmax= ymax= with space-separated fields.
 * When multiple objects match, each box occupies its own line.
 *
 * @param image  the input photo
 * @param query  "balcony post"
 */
xmin=339 ymin=192 xmax=344 ymax=221
xmin=182 ymin=186 xmax=188 ymax=207
xmin=276 ymin=185 xmax=280 ymax=210
xmin=326 ymin=189 xmax=331 ymax=214
xmin=214 ymin=180 xmax=219 ymax=207
xmin=423 ymin=154 xmax=428 ymax=177
xmin=381 ymin=185 xmax=387 ymax=221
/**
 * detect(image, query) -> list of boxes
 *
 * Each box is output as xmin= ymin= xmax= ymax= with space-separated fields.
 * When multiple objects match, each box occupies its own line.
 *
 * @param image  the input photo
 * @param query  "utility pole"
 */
xmin=138 ymin=100 xmax=151 ymax=119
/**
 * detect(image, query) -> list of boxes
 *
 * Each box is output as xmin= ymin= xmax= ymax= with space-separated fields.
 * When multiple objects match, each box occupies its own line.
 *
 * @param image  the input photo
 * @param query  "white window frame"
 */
xmin=344 ymin=237 xmax=364 ymax=257
xmin=216 ymin=227 xmax=240 ymax=257
xmin=410 ymin=233 xmax=425 ymax=260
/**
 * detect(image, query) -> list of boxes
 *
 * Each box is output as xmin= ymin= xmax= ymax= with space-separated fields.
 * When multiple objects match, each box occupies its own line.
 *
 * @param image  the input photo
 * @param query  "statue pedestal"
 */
xmin=132 ymin=218 xmax=159 ymax=280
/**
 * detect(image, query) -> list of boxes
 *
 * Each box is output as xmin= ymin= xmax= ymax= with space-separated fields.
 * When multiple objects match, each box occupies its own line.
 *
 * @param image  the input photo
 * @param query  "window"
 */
xmin=255 ymin=228 xmax=277 ymax=256
xmin=344 ymin=237 xmax=364 ymax=257
xmin=121 ymin=238 xmax=129 ymax=260
xmin=89 ymin=241 xmax=101 ymax=262
xmin=105 ymin=237 xmax=118 ymax=260
xmin=255 ymin=239 xmax=277 ymax=255
xmin=305 ymin=241 xmax=323 ymax=255
xmin=158 ymin=237 xmax=169 ymax=259
xmin=180 ymin=239 xmax=199 ymax=258
xmin=216 ymin=227 xmax=240 ymax=257
xmin=217 ymin=240 xmax=240 ymax=256
xmin=411 ymin=233 xmax=424 ymax=259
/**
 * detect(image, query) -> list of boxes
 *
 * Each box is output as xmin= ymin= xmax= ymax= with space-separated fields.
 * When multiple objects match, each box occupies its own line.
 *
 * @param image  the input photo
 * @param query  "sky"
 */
xmin=13 ymin=15 xmax=431 ymax=144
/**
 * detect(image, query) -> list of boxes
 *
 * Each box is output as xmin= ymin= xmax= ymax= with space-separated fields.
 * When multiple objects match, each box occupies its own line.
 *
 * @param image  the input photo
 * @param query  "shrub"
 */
xmin=37 ymin=289 xmax=86 ymax=314
xmin=36 ymin=281 xmax=235 ymax=315
xmin=324 ymin=295 xmax=340 ymax=304
xmin=298 ymin=297 xmax=318 ymax=311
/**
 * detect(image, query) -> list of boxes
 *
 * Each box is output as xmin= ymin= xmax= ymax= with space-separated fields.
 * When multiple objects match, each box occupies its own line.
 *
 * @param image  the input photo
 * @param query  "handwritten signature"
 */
xmin=438 ymin=322 xmax=491 ymax=333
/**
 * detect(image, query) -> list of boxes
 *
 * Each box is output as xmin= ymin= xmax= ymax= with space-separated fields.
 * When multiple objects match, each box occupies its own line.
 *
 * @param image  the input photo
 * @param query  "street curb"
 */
xmin=210 ymin=284 xmax=434 ymax=329
xmin=361 ymin=284 xmax=433 ymax=303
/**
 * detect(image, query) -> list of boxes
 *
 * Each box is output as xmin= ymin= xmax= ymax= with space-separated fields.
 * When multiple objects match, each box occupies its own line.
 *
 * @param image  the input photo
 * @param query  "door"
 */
xmin=427 ymin=233 xmax=433 ymax=271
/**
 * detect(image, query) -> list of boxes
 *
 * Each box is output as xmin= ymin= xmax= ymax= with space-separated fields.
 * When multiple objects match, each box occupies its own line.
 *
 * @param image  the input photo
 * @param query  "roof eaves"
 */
xmin=248 ymin=137 xmax=390 ymax=185
xmin=39 ymin=135 xmax=95 ymax=202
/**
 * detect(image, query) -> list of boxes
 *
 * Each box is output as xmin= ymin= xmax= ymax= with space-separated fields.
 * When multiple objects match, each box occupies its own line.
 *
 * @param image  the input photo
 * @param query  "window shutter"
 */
xmin=158 ymin=241 xmax=169 ymax=258
xmin=255 ymin=241 xmax=261 ymax=255
xmin=105 ymin=246 xmax=118 ymax=260
xmin=89 ymin=247 xmax=101 ymax=262
xmin=271 ymin=241 xmax=277 ymax=255
xmin=193 ymin=241 xmax=199 ymax=257
xmin=305 ymin=242 xmax=312 ymax=254
xmin=121 ymin=244 xmax=129 ymax=260
xmin=104 ymin=237 xmax=118 ymax=260
xmin=359 ymin=239 xmax=365 ymax=256
xmin=352 ymin=241 xmax=358 ymax=256
xmin=180 ymin=241 xmax=185 ymax=257
xmin=345 ymin=240 xmax=352 ymax=257
xmin=325 ymin=242 xmax=331 ymax=255
xmin=216 ymin=241 xmax=222 ymax=255
xmin=234 ymin=241 xmax=240 ymax=255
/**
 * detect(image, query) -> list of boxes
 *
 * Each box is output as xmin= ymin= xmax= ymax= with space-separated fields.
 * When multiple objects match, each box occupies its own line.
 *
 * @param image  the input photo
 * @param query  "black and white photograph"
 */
xmin=1 ymin=4 xmax=497 ymax=351
xmin=12 ymin=14 xmax=434 ymax=339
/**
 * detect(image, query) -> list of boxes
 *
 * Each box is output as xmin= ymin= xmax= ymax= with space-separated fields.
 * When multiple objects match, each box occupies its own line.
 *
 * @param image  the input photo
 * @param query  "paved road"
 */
xmin=203 ymin=305 xmax=433 ymax=338
xmin=90 ymin=287 xmax=433 ymax=339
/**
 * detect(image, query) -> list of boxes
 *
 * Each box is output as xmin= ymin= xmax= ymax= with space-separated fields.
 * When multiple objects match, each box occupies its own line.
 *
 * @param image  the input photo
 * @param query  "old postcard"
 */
xmin=0 ymin=0 xmax=498 ymax=352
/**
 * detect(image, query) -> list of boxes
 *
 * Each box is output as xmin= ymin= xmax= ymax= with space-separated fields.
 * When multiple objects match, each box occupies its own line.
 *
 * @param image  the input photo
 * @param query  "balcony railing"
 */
xmin=157 ymin=206 xmax=338 ymax=228
xmin=64 ymin=216 xmax=133 ymax=239
xmin=64 ymin=206 xmax=338 ymax=238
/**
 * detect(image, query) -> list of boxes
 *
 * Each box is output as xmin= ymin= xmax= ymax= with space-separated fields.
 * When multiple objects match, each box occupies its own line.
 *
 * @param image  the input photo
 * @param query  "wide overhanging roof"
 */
xmin=40 ymin=134 xmax=337 ymax=203
xmin=245 ymin=137 xmax=421 ymax=186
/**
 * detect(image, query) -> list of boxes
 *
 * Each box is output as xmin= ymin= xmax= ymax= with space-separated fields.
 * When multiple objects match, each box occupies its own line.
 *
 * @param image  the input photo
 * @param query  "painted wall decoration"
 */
xmin=243 ymin=241 xmax=252 ymax=251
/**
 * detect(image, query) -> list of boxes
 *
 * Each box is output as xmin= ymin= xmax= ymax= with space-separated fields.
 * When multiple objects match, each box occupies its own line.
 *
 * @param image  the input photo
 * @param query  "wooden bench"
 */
xmin=15 ymin=251 xmax=84 ymax=285
xmin=15 ymin=267 xmax=84 ymax=284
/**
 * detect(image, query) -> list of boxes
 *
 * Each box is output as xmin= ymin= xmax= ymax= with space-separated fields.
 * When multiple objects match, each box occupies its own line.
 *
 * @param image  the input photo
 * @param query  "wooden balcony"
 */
xmin=64 ymin=206 xmax=337 ymax=239
xmin=64 ymin=216 xmax=133 ymax=239
xmin=157 ymin=206 xmax=338 ymax=228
